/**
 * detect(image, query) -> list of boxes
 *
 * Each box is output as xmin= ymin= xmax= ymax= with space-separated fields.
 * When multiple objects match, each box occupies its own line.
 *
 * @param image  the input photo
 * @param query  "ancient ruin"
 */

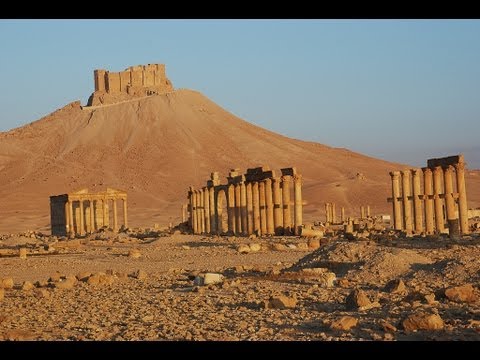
xmin=388 ymin=154 xmax=469 ymax=235
xmin=87 ymin=64 xmax=174 ymax=106
xmin=50 ymin=188 xmax=128 ymax=236
xmin=186 ymin=166 xmax=303 ymax=236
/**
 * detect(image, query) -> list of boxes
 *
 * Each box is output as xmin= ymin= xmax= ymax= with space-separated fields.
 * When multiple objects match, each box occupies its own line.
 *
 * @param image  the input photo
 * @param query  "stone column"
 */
xmin=390 ymin=171 xmax=402 ymax=230
xmin=68 ymin=200 xmax=74 ymax=236
xmin=64 ymin=201 xmax=70 ymax=236
xmin=341 ymin=207 xmax=345 ymax=223
xmin=325 ymin=203 xmax=330 ymax=223
xmin=246 ymin=183 xmax=254 ymax=235
xmin=282 ymin=176 xmax=292 ymax=235
xmin=422 ymin=168 xmax=434 ymax=234
xmin=89 ymin=199 xmax=95 ymax=233
xmin=79 ymin=199 xmax=85 ymax=235
xmin=293 ymin=174 xmax=303 ymax=235
xmin=443 ymin=166 xmax=456 ymax=224
xmin=209 ymin=187 xmax=216 ymax=234
xmin=103 ymin=198 xmax=108 ymax=228
xmin=240 ymin=182 xmax=247 ymax=235
xmin=112 ymin=199 xmax=118 ymax=232
xmin=252 ymin=182 xmax=261 ymax=235
xmin=411 ymin=169 xmax=423 ymax=233
xmin=332 ymin=203 xmax=336 ymax=224
xmin=455 ymin=162 xmax=469 ymax=234
xmin=272 ymin=177 xmax=283 ymax=235
xmin=191 ymin=191 xmax=198 ymax=234
xmin=182 ymin=204 xmax=186 ymax=223
xmin=123 ymin=198 xmax=128 ymax=229
xmin=401 ymin=170 xmax=413 ymax=233
xmin=433 ymin=166 xmax=445 ymax=233
xmin=203 ymin=187 xmax=211 ymax=234
xmin=234 ymin=184 xmax=242 ymax=235
xmin=367 ymin=205 xmax=371 ymax=218
xmin=227 ymin=184 xmax=236 ymax=234
xmin=360 ymin=206 xmax=365 ymax=220
xmin=199 ymin=190 xmax=205 ymax=234
xmin=259 ymin=180 xmax=267 ymax=235
xmin=265 ymin=178 xmax=274 ymax=235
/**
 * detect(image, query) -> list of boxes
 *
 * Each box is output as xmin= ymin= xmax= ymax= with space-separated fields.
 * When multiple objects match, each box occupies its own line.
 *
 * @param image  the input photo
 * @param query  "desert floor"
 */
xmin=1 ymin=229 xmax=480 ymax=341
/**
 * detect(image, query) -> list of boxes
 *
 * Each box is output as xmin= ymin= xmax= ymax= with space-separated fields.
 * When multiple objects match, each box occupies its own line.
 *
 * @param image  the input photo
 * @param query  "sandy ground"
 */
xmin=1 ymin=229 xmax=479 ymax=341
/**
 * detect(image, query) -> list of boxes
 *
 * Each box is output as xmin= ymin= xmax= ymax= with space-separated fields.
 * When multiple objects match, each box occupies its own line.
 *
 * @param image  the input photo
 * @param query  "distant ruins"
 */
xmin=388 ymin=154 xmax=469 ymax=235
xmin=324 ymin=203 xmax=371 ymax=224
xmin=87 ymin=64 xmax=174 ymax=106
xmin=186 ymin=166 xmax=303 ymax=236
xmin=50 ymin=188 xmax=128 ymax=237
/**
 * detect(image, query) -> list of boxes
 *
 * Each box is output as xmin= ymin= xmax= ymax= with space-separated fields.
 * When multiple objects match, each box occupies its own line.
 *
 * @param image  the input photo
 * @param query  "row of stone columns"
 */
xmin=389 ymin=162 xmax=468 ymax=234
xmin=189 ymin=174 xmax=303 ymax=236
xmin=65 ymin=198 xmax=128 ymax=236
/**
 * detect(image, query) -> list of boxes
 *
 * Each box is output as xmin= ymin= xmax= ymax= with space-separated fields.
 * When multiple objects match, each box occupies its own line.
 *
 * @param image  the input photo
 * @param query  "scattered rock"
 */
xmin=87 ymin=273 xmax=115 ymax=286
xmin=33 ymin=288 xmax=50 ymax=299
xmin=345 ymin=289 xmax=372 ymax=310
xmin=19 ymin=247 xmax=27 ymax=259
xmin=307 ymin=238 xmax=320 ymax=250
xmin=133 ymin=270 xmax=147 ymax=280
xmin=338 ymin=278 xmax=350 ymax=288
xmin=444 ymin=284 xmax=477 ymax=303
xmin=1 ymin=278 xmax=14 ymax=289
xmin=272 ymin=243 xmax=287 ymax=251
xmin=424 ymin=293 xmax=437 ymax=305
xmin=301 ymin=268 xmax=336 ymax=287
xmin=237 ymin=244 xmax=251 ymax=254
xmin=379 ymin=320 xmax=397 ymax=333
xmin=128 ymin=249 xmax=142 ymax=259
xmin=54 ymin=277 xmax=76 ymax=290
xmin=265 ymin=295 xmax=297 ymax=309
xmin=384 ymin=279 xmax=406 ymax=294
xmin=331 ymin=316 xmax=358 ymax=331
xmin=76 ymin=272 xmax=92 ymax=282
xmin=203 ymin=273 xmax=223 ymax=285
xmin=297 ymin=242 xmax=309 ymax=250
xmin=21 ymin=281 xmax=34 ymax=291
xmin=181 ymin=245 xmax=191 ymax=250
xmin=402 ymin=313 xmax=444 ymax=331
xmin=249 ymin=243 xmax=261 ymax=252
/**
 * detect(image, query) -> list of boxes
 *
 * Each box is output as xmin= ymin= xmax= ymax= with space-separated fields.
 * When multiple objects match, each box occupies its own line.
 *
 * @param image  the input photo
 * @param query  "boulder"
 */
xmin=384 ymin=279 xmax=406 ymax=294
xmin=331 ymin=316 xmax=358 ymax=331
xmin=402 ymin=313 xmax=444 ymax=331
xmin=445 ymin=284 xmax=477 ymax=303
xmin=203 ymin=273 xmax=223 ymax=285
xmin=307 ymin=238 xmax=320 ymax=250
xmin=249 ymin=243 xmax=261 ymax=252
xmin=266 ymin=295 xmax=297 ymax=309
xmin=1 ymin=278 xmax=14 ymax=289
xmin=237 ymin=244 xmax=251 ymax=254
xmin=345 ymin=289 xmax=372 ymax=310
xmin=21 ymin=281 xmax=34 ymax=291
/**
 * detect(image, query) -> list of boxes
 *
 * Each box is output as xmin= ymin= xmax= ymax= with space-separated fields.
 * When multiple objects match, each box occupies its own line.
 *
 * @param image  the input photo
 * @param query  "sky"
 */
xmin=0 ymin=19 xmax=479 ymax=168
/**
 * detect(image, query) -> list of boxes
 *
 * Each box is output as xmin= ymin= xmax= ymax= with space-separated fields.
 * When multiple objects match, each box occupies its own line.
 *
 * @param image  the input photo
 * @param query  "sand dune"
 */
xmin=0 ymin=89 xmax=479 ymax=234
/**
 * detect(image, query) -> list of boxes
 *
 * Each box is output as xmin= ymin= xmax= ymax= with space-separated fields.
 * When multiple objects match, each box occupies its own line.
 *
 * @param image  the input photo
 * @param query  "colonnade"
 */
xmin=388 ymin=154 xmax=469 ymax=235
xmin=187 ymin=166 xmax=303 ymax=236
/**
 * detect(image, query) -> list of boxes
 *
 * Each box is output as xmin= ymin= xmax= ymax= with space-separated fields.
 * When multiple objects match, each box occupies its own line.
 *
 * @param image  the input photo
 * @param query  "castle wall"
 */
xmin=119 ymin=71 xmax=130 ymax=93
xmin=106 ymin=72 xmax=121 ymax=93
xmin=130 ymin=69 xmax=143 ymax=87
xmin=94 ymin=69 xmax=106 ymax=92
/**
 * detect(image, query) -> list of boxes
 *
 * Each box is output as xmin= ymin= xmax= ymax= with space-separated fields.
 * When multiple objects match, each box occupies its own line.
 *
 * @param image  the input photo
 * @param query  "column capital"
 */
xmin=454 ymin=162 xmax=465 ymax=171
xmin=281 ymin=175 xmax=291 ymax=182
xmin=293 ymin=174 xmax=303 ymax=182
xmin=443 ymin=164 xmax=454 ymax=173
xmin=410 ymin=168 xmax=422 ymax=176
xmin=433 ymin=165 xmax=443 ymax=174
xmin=421 ymin=167 xmax=432 ymax=174
xmin=389 ymin=170 xmax=401 ymax=178
xmin=401 ymin=169 xmax=411 ymax=177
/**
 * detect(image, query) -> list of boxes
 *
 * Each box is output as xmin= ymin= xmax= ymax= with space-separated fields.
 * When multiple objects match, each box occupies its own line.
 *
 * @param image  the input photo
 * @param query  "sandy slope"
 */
xmin=0 ymin=89 xmax=479 ymax=234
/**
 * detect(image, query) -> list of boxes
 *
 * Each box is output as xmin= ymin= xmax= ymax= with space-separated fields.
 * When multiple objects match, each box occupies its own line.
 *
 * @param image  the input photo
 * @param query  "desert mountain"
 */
xmin=1 ymin=89 xmax=479 ymax=234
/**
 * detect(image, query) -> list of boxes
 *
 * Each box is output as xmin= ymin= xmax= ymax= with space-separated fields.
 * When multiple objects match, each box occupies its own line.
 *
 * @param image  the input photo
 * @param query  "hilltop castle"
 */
xmin=87 ymin=63 xmax=174 ymax=106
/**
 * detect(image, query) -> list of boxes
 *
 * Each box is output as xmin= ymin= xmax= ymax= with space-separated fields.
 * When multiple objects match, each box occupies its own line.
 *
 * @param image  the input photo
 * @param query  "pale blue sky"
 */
xmin=1 ymin=20 xmax=479 ymax=168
